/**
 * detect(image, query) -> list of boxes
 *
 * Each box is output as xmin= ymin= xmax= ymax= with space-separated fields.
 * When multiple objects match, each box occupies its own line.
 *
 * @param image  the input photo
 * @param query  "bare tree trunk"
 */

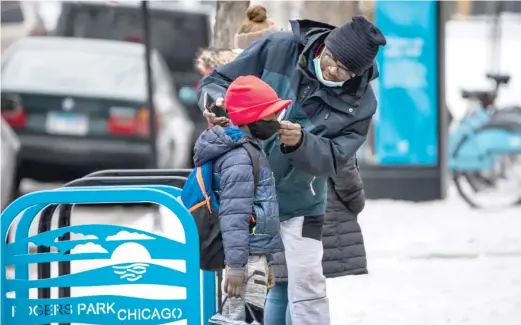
xmin=300 ymin=1 xmax=358 ymax=27
xmin=213 ymin=0 xmax=250 ymax=49
xmin=360 ymin=0 xmax=375 ymax=22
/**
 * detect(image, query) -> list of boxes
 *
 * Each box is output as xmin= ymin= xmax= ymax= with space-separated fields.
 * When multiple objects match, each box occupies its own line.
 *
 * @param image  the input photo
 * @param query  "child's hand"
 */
xmin=203 ymin=98 xmax=230 ymax=127
xmin=224 ymin=266 xmax=246 ymax=297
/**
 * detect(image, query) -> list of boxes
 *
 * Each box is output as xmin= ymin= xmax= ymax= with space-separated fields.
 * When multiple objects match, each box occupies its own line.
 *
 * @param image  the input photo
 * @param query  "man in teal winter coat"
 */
xmin=197 ymin=16 xmax=386 ymax=325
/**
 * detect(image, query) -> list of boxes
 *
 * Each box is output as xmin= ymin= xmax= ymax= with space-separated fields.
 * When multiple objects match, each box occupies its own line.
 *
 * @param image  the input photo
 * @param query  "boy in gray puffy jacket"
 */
xmin=194 ymin=75 xmax=290 ymax=323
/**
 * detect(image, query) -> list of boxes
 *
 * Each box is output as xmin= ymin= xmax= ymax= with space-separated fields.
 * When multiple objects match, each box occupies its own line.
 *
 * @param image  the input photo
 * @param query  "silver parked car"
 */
xmin=1 ymin=37 xmax=194 ymax=185
xmin=1 ymin=117 xmax=20 ymax=211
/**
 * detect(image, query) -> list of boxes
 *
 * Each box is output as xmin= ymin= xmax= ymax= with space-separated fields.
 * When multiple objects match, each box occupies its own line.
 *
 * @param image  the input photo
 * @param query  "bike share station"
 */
xmin=359 ymin=1 xmax=521 ymax=206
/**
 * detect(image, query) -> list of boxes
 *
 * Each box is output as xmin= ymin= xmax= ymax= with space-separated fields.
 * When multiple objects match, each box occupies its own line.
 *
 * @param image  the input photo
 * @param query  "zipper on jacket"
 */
xmin=299 ymin=85 xmax=313 ymax=105
xmin=310 ymin=176 xmax=316 ymax=196
xmin=325 ymin=108 xmax=331 ymax=120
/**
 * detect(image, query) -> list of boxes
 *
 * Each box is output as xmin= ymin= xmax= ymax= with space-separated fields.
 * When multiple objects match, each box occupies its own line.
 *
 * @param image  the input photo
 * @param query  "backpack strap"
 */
xmin=242 ymin=142 xmax=261 ymax=189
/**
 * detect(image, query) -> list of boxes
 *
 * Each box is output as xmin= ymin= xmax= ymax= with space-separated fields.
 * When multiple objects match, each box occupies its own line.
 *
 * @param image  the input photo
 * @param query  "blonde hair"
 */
xmin=237 ymin=4 xmax=273 ymax=34
xmin=194 ymin=48 xmax=243 ymax=75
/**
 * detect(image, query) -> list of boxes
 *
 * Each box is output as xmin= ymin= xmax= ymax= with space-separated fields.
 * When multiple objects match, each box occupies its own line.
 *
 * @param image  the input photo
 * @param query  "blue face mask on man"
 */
xmin=313 ymin=56 xmax=345 ymax=88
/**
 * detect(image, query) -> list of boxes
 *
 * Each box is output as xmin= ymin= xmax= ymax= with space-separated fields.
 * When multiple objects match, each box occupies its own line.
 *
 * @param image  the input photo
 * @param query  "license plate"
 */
xmin=46 ymin=112 xmax=88 ymax=136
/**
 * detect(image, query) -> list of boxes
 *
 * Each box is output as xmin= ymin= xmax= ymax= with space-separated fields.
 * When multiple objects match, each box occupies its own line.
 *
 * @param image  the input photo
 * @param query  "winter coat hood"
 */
xmin=194 ymin=126 xmax=253 ymax=166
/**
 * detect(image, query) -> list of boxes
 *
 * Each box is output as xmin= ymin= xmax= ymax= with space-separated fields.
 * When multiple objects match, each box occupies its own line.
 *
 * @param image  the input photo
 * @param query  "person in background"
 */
xmin=196 ymin=4 xmax=282 ymax=128
xmin=197 ymin=15 xmax=386 ymax=325
xmin=195 ymin=75 xmax=289 ymax=323
xmin=195 ymin=48 xmax=243 ymax=78
xmin=194 ymin=4 xmax=280 ymax=80
xmin=234 ymin=4 xmax=281 ymax=50
xmin=195 ymin=48 xmax=242 ymax=128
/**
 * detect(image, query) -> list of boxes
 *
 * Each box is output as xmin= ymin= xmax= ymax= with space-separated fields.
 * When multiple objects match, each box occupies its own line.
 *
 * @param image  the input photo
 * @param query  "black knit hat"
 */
xmin=324 ymin=16 xmax=387 ymax=76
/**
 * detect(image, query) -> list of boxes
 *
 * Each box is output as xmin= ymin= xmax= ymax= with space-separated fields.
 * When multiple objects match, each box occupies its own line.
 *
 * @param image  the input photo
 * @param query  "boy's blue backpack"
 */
xmin=181 ymin=142 xmax=261 ymax=271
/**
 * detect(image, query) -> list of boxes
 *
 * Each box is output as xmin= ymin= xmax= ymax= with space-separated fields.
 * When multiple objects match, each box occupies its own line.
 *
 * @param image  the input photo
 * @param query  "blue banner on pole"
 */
xmin=373 ymin=0 xmax=439 ymax=165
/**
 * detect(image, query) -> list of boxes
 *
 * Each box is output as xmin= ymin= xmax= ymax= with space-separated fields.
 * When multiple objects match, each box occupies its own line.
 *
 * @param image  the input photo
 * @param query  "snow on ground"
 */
xmin=330 ymin=256 xmax=521 ymax=325
xmin=360 ymin=188 xmax=521 ymax=259
xmin=336 ymin=191 xmax=521 ymax=325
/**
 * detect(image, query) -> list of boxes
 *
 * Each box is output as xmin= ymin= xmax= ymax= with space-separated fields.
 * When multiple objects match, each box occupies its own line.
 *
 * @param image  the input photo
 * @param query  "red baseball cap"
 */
xmin=225 ymin=75 xmax=292 ymax=126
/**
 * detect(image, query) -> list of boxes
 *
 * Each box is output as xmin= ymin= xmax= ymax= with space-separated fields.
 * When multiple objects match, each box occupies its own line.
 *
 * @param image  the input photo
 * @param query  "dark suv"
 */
xmin=54 ymin=1 xmax=211 ymax=135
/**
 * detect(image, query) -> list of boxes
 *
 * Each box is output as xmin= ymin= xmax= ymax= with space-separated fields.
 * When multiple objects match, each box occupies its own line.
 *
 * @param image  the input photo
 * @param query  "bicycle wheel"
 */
xmin=452 ymin=126 xmax=521 ymax=209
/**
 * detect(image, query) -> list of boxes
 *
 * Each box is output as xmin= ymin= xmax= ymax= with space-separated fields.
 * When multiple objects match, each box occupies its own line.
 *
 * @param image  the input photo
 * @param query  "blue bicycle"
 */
xmin=449 ymin=73 xmax=521 ymax=209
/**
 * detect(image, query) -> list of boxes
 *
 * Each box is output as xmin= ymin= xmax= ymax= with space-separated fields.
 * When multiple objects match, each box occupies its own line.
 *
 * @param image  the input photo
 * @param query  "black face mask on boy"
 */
xmin=248 ymin=120 xmax=280 ymax=140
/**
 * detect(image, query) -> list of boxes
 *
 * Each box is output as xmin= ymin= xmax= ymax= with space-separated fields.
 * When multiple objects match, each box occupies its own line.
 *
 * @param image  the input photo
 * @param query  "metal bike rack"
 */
xmin=33 ymin=170 xmax=218 ymax=325
xmin=84 ymin=168 xmax=194 ymax=178
xmin=37 ymin=176 xmax=189 ymax=299
xmin=3 ymin=186 xmax=202 ymax=325
xmin=84 ymin=170 xmax=194 ymax=232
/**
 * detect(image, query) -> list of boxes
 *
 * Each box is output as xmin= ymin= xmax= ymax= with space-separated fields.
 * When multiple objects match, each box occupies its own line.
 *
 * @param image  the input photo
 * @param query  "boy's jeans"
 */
xmin=264 ymin=283 xmax=292 ymax=325
xmin=221 ymin=255 xmax=269 ymax=321
xmin=280 ymin=216 xmax=330 ymax=325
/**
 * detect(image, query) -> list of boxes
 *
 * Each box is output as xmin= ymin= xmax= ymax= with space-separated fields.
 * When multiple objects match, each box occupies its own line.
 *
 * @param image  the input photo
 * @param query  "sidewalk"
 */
xmin=335 ymin=192 xmax=521 ymax=325
xmin=330 ymin=255 xmax=521 ymax=325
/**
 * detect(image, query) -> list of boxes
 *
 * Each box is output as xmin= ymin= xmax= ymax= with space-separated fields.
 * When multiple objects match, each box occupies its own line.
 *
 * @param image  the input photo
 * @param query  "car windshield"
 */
xmin=2 ymin=47 xmax=147 ymax=100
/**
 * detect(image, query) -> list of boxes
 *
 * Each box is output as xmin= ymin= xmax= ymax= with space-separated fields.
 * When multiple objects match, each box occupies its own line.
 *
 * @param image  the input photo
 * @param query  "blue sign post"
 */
xmin=374 ymin=0 xmax=438 ymax=165
xmin=358 ymin=0 xmax=447 ymax=201
xmin=1 ymin=187 xmax=203 ymax=325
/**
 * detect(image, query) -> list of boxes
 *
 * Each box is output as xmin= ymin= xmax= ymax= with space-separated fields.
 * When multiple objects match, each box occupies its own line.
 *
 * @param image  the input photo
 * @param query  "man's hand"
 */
xmin=279 ymin=121 xmax=302 ymax=146
xmin=203 ymin=98 xmax=230 ymax=127
xmin=223 ymin=266 xmax=246 ymax=297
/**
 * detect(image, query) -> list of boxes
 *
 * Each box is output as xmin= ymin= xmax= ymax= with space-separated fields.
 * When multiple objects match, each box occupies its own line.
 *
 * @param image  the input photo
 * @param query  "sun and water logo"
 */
xmin=113 ymin=262 xmax=149 ymax=282
xmin=3 ymin=225 xmax=195 ymax=325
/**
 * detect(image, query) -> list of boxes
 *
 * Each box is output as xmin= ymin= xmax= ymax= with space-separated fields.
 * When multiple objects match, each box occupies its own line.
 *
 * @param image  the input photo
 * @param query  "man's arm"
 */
xmin=195 ymin=38 xmax=270 ymax=112
xmin=282 ymin=117 xmax=372 ymax=177
xmin=218 ymin=151 xmax=256 ymax=268
xmin=330 ymin=157 xmax=366 ymax=214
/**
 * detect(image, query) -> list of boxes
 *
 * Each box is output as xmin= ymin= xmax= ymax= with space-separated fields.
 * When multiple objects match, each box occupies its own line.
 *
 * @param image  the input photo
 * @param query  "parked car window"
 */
xmin=2 ymin=47 xmax=147 ymax=100
xmin=1 ymin=1 xmax=25 ymax=24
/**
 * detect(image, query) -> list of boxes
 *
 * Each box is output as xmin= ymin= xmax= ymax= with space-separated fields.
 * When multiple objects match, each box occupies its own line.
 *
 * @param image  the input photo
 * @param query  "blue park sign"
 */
xmin=1 ymin=186 xmax=206 ymax=325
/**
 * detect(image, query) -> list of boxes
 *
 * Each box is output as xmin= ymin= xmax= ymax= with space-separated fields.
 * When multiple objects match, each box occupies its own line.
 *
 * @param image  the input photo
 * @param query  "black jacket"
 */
xmin=271 ymin=157 xmax=368 ymax=281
